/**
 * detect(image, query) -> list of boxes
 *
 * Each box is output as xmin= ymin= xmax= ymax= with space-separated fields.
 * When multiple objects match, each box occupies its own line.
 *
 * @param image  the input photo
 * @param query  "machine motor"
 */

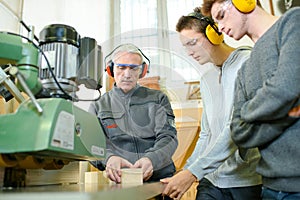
xmin=39 ymin=24 xmax=102 ymax=99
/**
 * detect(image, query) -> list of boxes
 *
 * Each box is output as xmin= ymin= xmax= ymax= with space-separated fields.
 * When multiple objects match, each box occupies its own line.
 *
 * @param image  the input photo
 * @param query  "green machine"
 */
xmin=0 ymin=25 xmax=105 ymax=186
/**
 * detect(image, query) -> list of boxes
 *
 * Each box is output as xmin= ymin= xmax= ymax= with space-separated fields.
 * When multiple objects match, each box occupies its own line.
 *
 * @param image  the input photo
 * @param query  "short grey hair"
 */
xmin=111 ymin=44 xmax=143 ymax=63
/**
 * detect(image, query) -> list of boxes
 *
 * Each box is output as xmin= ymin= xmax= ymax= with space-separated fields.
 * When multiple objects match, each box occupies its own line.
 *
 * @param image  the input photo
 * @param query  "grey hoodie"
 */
xmin=231 ymin=8 xmax=300 ymax=192
xmin=185 ymin=47 xmax=262 ymax=188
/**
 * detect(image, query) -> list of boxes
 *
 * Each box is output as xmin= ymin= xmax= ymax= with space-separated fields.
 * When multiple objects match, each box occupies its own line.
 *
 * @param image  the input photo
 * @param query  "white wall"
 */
xmin=22 ymin=0 xmax=110 ymax=44
xmin=0 ymin=0 xmax=23 ymax=32
xmin=20 ymin=0 xmax=112 ymax=111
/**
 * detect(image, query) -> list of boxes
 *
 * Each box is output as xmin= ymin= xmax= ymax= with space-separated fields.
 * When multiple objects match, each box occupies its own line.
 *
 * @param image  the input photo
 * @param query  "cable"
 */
xmin=20 ymin=20 xmax=39 ymax=43
xmin=0 ymin=0 xmax=102 ymax=101
xmin=1 ymin=31 xmax=101 ymax=102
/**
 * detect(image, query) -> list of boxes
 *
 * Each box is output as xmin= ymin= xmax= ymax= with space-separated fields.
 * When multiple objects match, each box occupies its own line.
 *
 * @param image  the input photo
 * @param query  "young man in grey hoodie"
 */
xmin=161 ymin=7 xmax=262 ymax=200
xmin=202 ymin=0 xmax=300 ymax=199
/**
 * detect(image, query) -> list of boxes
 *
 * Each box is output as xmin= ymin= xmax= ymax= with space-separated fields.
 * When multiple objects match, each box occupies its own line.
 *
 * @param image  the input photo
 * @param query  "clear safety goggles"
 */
xmin=114 ymin=63 xmax=143 ymax=71
xmin=182 ymin=36 xmax=205 ymax=52
xmin=212 ymin=0 xmax=232 ymax=24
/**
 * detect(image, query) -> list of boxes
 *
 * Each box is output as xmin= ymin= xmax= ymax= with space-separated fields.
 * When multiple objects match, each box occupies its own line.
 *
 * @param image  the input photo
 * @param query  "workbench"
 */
xmin=0 ymin=182 xmax=164 ymax=200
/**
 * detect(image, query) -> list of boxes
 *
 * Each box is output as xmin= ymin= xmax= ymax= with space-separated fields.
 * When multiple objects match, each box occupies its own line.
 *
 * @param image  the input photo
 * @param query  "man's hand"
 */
xmin=106 ymin=156 xmax=133 ymax=183
xmin=160 ymin=170 xmax=197 ymax=200
xmin=289 ymin=105 xmax=300 ymax=117
xmin=133 ymin=157 xmax=153 ymax=181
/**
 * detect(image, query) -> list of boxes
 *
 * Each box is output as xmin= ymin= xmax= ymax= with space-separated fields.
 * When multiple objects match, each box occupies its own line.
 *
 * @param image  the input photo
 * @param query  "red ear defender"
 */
xmin=104 ymin=43 xmax=151 ymax=78
xmin=139 ymin=62 xmax=148 ymax=79
xmin=105 ymin=60 xmax=114 ymax=77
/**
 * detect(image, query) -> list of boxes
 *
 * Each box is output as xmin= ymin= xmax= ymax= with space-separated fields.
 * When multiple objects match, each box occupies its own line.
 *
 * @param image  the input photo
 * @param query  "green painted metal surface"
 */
xmin=0 ymin=98 xmax=106 ymax=161
xmin=0 ymin=32 xmax=42 ymax=95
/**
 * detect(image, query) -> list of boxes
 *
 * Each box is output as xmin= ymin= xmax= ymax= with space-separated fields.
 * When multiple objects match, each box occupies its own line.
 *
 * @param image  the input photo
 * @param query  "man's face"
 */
xmin=211 ymin=0 xmax=247 ymax=40
xmin=179 ymin=29 xmax=212 ymax=65
xmin=113 ymin=52 xmax=142 ymax=93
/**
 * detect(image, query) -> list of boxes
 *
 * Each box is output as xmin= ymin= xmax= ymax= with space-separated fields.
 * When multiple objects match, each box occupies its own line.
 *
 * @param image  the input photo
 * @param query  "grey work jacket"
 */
xmin=89 ymin=85 xmax=178 ymax=182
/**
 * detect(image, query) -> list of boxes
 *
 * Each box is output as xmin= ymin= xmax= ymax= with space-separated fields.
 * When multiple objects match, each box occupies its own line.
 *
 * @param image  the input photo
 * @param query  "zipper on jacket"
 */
xmin=125 ymin=98 xmax=140 ymax=159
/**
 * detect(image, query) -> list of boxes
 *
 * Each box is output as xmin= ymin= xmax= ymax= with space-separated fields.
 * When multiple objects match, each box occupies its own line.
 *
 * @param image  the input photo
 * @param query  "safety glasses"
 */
xmin=212 ymin=0 xmax=232 ymax=24
xmin=115 ymin=63 xmax=142 ymax=71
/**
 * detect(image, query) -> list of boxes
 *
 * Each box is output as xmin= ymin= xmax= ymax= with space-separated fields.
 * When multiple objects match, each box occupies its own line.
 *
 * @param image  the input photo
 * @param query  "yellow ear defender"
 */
xmin=188 ymin=12 xmax=224 ymax=45
xmin=205 ymin=22 xmax=224 ymax=45
xmin=232 ymin=0 xmax=257 ymax=13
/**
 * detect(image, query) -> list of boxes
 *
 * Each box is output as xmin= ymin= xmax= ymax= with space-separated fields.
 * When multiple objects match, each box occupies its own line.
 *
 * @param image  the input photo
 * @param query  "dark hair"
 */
xmin=176 ymin=7 xmax=209 ymax=34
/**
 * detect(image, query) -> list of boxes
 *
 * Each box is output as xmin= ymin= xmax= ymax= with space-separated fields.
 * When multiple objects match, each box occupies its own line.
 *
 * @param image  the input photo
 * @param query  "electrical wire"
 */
xmin=0 ymin=1 xmax=101 ymax=102
xmin=1 ymin=31 xmax=101 ymax=102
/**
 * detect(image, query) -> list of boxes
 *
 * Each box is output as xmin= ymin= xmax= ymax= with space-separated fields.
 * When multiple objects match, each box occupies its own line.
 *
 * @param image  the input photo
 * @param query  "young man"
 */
xmin=161 ymin=7 xmax=261 ymax=200
xmin=202 ymin=0 xmax=300 ymax=198
xmin=89 ymin=44 xmax=178 ymax=185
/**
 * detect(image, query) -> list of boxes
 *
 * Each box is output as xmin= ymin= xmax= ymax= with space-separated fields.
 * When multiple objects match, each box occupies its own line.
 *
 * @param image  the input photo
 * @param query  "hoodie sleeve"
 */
xmin=240 ymin=9 xmax=300 ymax=122
xmin=231 ymin=73 xmax=296 ymax=148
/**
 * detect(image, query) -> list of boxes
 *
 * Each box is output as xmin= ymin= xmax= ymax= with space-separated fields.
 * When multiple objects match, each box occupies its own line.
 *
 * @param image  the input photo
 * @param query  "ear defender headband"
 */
xmin=104 ymin=44 xmax=150 ymax=79
xmin=232 ymin=0 xmax=257 ymax=13
xmin=188 ymin=12 xmax=224 ymax=45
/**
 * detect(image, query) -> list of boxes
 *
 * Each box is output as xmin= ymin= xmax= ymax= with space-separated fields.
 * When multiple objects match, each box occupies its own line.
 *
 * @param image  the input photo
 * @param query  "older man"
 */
xmin=89 ymin=44 xmax=178 ymax=185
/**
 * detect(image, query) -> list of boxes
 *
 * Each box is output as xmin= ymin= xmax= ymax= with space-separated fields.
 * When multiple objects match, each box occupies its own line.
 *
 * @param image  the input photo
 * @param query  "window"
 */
xmin=117 ymin=0 xmax=203 ymax=85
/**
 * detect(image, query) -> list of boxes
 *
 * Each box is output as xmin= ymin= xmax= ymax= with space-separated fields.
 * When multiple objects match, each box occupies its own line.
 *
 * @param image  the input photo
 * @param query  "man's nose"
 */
xmin=123 ymin=68 xmax=132 ymax=76
xmin=218 ymin=22 xmax=225 ymax=33
xmin=187 ymin=49 xmax=194 ymax=56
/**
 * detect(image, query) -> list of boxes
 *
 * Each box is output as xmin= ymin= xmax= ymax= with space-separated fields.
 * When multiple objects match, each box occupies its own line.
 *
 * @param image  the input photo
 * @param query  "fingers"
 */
xmin=160 ymin=177 xmax=170 ymax=184
xmin=106 ymin=166 xmax=121 ymax=183
xmin=106 ymin=156 xmax=154 ymax=183
xmin=164 ymin=185 xmax=185 ymax=200
xmin=106 ymin=156 xmax=131 ymax=183
xmin=161 ymin=170 xmax=196 ymax=199
xmin=133 ymin=157 xmax=153 ymax=181
xmin=162 ymin=183 xmax=183 ymax=199
xmin=133 ymin=157 xmax=152 ymax=168
xmin=143 ymin=168 xmax=153 ymax=181
xmin=173 ymin=195 xmax=184 ymax=200
xmin=120 ymin=158 xmax=134 ymax=168
xmin=132 ymin=158 xmax=143 ymax=168
xmin=161 ymin=177 xmax=174 ymax=196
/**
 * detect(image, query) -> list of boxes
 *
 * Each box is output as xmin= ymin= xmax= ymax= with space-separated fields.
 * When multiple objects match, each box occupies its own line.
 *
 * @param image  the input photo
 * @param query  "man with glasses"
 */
xmin=89 ymin=44 xmax=178 ymax=188
xmin=161 ymin=7 xmax=261 ymax=200
xmin=202 ymin=0 xmax=300 ymax=199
